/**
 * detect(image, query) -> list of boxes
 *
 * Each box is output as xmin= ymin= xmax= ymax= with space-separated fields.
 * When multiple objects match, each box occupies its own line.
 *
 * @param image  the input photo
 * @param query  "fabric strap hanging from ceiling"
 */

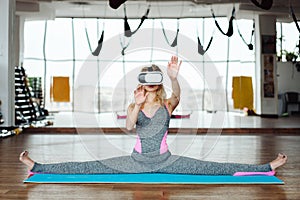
xmin=290 ymin=5 xmax=300 ymax=33
xmin=119 ymin=32 xmax=132 ymax=55
xmin=211 ymin=7 xmax=235 ymax=37
xmin=85 ymin=24 xmax=92 ymax=53
xmin=84 ymin=20 xmax=105 ymax=56
xmin=124 ymin=5 xmax=150 ymax=37
xmin=92 ymin=30 xmax=104 ymax=56
xmin=250 ymin=0 xmax=273 ymax=10
xmin=198 ymin=37 xmax=213 ymax=55
xmin=197 ymin=22 xmax=214 ymax=55
xmin=161 ymin=19 xmax=179 ymax=47
xmin=236 ymin=19 xmax=255 ymax=50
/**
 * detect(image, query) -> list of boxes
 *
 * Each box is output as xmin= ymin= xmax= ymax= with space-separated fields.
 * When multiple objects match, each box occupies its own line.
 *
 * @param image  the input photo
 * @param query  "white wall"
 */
xmin=277 ymin=62 xmax=300 ymax=93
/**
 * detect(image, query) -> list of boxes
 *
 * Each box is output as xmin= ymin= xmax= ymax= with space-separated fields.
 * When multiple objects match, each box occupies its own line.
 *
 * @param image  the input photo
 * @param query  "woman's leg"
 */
xmin=30 ymin=160 xmax=124 ymax=174
xmin=20 ymin=151 xmax=287 ymax=175
xmin=157 ymin=154 xmax=287 ymax=175
xmin=20 ymin=151 xmax=146 ymax=174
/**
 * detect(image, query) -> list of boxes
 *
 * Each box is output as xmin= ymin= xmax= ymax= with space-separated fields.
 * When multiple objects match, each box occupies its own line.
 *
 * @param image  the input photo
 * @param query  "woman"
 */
xmin=20 ymin=56 xmax=287 ymax=175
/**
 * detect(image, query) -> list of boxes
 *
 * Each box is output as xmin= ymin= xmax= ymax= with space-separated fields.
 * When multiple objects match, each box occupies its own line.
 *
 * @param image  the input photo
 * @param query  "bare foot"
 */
xmin=19 ymin=151 xmax=35 ymax=171
xmin=270 ymin=153 xmax=287 ymax=170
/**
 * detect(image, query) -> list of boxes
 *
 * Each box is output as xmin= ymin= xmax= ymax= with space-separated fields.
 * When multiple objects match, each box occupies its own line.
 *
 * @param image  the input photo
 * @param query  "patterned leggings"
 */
xmin=31 ymin=151 xmax=271 ymax=175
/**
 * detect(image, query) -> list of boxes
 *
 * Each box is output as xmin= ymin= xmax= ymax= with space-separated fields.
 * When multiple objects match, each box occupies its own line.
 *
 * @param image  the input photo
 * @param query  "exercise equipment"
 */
xmin=92 ymin=30 xmax=104 ymax=56
xmin=290 ymin=5 xmax=300 ymax=33
xmin=250 ymin=0 xmax=273 ymax=10
xmin=197 ymin=36 xmax=213 ymax=55
xmin=233 ymin=170 xmax=275 ymax=176
xmin=24 ymin=173 xmax=284 ymax=184
xmin=84 ymin=18 xmax=105 ymax=56
xmin=124 ymin=5 xmax=150 ymax=37
xmin=15 ymin=65 xmax=51 ymax=127
xmin=196 ymin=19 xmax=214 ymax=55
xmin=0 ymin=127 xmax=23 ymax=138
xmin=236 ymin=19 xmax=255 ymax=50
xmin=211 ymin=7 xmax=235 ymax=37
xmin=109 ymin=0 xmax=127 ymax=9
xmin=161 ymin=19 xmax=179 ymax=47
xmin=15 ymin=66 xmax=38 ymax=124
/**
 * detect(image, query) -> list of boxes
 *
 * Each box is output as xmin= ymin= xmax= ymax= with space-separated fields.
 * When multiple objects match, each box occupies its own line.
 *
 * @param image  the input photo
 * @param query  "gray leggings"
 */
xmin=31 ymin=151 xmax=271 ymax=175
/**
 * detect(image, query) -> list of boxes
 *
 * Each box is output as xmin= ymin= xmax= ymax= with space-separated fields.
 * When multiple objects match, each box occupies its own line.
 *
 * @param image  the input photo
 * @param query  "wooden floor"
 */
xmin=0 ymin=133 xmax=299 ymax=199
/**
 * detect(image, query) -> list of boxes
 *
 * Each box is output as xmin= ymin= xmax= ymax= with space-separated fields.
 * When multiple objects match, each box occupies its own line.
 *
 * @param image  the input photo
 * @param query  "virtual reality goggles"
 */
xmin=138 ymin=71 xmax=163 ymax=85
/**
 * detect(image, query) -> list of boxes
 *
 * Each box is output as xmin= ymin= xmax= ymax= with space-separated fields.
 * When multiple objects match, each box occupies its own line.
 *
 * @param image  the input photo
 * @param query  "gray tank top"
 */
xmin=135 ymin=105 xmax=171 ymax=154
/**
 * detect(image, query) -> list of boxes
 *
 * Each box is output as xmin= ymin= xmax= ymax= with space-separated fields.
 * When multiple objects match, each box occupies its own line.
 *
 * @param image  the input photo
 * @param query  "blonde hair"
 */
xmin=130 ymin=64 xmax=167 ymax=109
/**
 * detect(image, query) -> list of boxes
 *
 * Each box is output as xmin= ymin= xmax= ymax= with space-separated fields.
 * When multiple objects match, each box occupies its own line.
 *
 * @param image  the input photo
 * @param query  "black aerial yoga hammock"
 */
xmin=161 ymin=19 xmax=179 ymax=47
xmin=236 ymin=20 xmax=255 ymax=50
xmin=290 ymin=5 xmax=300 ymax=33
xmin=92 ymin=30 xmax=104 ymax=56
xmin=211 ymin=7 xmax=235 ymax=37
xmin=109 ymin=0 xmax=127 ymax=9
xmin=119 ymin=32 xmax=132 ymax=55
xmin=121 ymin=46 xmax=127 ymax=56
xmin=124 ymin=5 xmax=150 ymax=37
xmin=197 ymin=25 xmax=214 ymax=55
xmin=85 ymin=20 xmax=105 ymax=56
xmin=198 ymin=36 xmax=213 ymax=55
xmin=250 ymin=0 xmax=273 ymax=10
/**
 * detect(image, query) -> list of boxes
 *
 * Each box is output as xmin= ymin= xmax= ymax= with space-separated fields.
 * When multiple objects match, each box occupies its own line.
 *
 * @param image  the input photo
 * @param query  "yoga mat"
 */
xmin=24 ymin=173 xmax=284 ymax=184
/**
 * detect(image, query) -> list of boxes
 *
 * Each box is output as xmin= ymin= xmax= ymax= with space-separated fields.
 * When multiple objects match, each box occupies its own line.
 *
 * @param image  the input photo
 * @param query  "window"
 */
xmin=23 ymin=17 xmax=257 ymax=112
xmin=276 ymin=22 xmax=300 ymax=61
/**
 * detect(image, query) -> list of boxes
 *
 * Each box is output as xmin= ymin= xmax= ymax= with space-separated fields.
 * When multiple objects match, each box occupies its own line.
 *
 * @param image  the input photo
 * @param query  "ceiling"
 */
xmin=15 ymin=0 xmax=300 ymax=22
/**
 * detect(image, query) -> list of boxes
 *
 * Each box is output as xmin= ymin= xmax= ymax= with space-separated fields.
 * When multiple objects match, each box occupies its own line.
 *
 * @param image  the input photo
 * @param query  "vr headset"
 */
xmin=138 ymin=71 xmax=163 ymax=85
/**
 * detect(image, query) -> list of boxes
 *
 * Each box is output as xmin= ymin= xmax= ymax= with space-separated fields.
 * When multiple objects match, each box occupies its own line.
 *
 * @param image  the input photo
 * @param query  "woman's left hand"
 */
xmin=167 ymin=56 xmax=182 ymax=80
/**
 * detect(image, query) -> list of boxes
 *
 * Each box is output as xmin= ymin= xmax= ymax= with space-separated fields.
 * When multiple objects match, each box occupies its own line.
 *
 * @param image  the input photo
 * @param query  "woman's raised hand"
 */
xmin=167 ymin=56 xmax=182 ymax=80
xmin=134 ymin=85 xmax=148 ymax=106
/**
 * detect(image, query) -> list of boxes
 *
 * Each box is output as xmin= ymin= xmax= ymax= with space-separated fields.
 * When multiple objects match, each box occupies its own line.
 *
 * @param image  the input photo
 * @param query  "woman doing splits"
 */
xmin=20 ymin=56 xmax=287 ymax=175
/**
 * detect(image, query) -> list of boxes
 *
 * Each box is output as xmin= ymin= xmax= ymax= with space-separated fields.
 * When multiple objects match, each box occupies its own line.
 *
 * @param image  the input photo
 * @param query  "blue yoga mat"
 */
xmin=24 ymin=173 xmax=284 ymax=184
